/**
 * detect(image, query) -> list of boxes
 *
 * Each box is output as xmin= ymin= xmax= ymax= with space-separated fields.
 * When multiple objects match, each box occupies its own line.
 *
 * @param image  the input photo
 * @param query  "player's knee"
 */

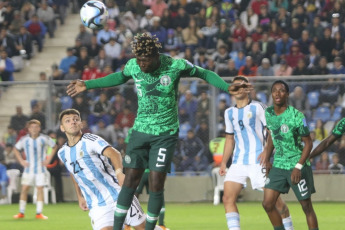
xmin=262 ymin=200 xmax=275 ymax=212
xmin=222 ymin=193 xmax=236 ymax=205
xmin=301 ymin=200 xmax=314 ymax=215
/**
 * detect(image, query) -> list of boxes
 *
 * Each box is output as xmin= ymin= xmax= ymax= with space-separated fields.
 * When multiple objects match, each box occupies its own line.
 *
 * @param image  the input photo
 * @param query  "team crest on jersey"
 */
xmin=79 ymin=151 xmax=84 ymax=157
xmin=125 ymin=155 xmax=131 ymax=164
xmin=281 ymin=124 xmax=289 ymax=133
xmin=160 ymin=75 xmax=171 ymax=86
xmin=265 ymin=178 xmax=270 ymax=185
xmin=247 ymin=111 xmax=252 ymax=119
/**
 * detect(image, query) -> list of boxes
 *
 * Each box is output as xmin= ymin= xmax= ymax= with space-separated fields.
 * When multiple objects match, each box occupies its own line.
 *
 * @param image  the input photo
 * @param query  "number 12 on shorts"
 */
xmin=156 ymin=148 xmax=166 ymax=167
xmin=297 ymin=179 xmax=308 ymax=196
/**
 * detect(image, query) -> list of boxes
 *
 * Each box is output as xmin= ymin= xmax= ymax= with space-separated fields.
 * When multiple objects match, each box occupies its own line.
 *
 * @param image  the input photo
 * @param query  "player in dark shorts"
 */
xmin=66 ymin=33 xmax=251 ymax=230
xmin=262 ymin=80 xmax=318 ymax=230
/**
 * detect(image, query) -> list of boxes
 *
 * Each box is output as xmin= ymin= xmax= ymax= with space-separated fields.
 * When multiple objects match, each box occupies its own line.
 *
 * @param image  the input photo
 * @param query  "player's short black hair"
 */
xmin=59 ymin=109 xmax=81 ymax=123
xmin=232 ymin=76 xmax=249 ymax=83
xmin=271 ymin=80 xmax=290 ymax=93
xmin=131 ymin=33 xmax=162 ymax=57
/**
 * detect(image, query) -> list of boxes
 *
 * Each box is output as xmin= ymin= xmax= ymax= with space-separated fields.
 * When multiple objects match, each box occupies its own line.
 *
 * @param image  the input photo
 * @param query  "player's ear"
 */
xmin=60 ymin=124 xmax=65 ymax=133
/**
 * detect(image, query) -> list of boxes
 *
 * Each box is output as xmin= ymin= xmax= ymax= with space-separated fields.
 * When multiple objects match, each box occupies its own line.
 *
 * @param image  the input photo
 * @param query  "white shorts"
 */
xmin=89 ymin=196 xmax=145 ymax=230
xmin=224 ymin=164 xmax=266 ymax=190
xmin=21 ymin=172 xmax=47 ymax=187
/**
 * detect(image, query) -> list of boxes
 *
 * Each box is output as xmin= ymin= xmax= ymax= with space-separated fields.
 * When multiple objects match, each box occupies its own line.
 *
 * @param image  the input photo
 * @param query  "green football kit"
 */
xmin=85 ymin=54 xmax=230 ymax=172
xmin=264 ymin=106 xmax=315 ymax=200
xmin=332 ymin=117 xmax=345 ymax=137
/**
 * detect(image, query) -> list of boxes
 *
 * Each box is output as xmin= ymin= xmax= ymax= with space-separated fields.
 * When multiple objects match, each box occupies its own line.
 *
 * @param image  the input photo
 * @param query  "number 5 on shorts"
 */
xmin=157 ymin=148 xmax=166 ymax=163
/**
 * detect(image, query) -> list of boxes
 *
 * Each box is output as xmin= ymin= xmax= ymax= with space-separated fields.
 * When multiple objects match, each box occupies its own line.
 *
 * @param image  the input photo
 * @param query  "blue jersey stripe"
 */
xmin=250 ymin=105 xmax=263 ymax=163
xmin=228 ymin=109 xmax=239 ymax=164
xmin=81 ymin=142 xmax=119 ymax=202
xmin=70 ymin=145 xmax=106 ymax=207
xmin=25 ymin=140 xmax=30 ymax=173
xmin=33 ymin=139 xmax=37 ymax=174
xmin=41 ymin=139 xmax=45 ymax=173
xmin=238 ymin=109 xmax=250 ymax=164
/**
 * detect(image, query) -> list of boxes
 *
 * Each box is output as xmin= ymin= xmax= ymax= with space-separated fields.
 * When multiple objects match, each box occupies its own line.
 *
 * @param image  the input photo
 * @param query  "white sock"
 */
xmin=283 ymin=216 xmax=294 ymax=230
xmin=36 ymin=201 xmax=43 ymax=214
xmin=19 ymin=200 xmax=26 ymax=214
xmin=225 ymin=212 xmax=240 ymax=230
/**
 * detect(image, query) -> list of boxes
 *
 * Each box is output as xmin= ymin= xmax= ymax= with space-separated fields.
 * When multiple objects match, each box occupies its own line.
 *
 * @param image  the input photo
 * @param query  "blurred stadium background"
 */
xmin=0 ymin=0 xmax=345 ymax=229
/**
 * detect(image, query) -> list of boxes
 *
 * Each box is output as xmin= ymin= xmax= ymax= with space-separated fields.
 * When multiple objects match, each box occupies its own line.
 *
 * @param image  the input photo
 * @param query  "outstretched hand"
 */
xmin=66 ymin=80 xmax=87 ymax=97
xmin=228 ymin=82 xmax=253 ymax=95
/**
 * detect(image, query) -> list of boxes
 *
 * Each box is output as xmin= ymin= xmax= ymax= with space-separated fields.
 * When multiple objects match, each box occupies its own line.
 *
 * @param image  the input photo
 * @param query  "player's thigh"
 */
xmin=248 ymin=164 xmax=266 ymax=190
xmin=223 ymin=181 xmax=243 ymax=202
xmin=148 ymin=133 xmax=178 ymax=173
xmin=224 ymin=164 xmax=249 ymax=186
xmin=21 ymin=173 xmax=35 ymax=186
xmin=264 ymin=167 xmax=290 ymax=194
xmin=35 ymin=173 xmax=47 ymax=187
xmin=89 ymin=205 xmax=114 ymax=230
xmin=290 ymin=165 xmax=316 ymax=201
xmin=124 ymin=196 xmax=146 ymax=227
xmin=125 ymin=130 xmax=150 ymax=169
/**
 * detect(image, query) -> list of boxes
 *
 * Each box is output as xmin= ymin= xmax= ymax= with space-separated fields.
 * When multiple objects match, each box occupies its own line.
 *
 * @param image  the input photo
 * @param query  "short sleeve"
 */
xmin=15 ymin=138 xmax=23 ymax=150
xmin=180 ymin=59 xmax=197 ymax=77
xmin=90 ymin=135 xmax=111 ymax=155
xmin=332 ymin=118 xmax=345 ymax=137
xmin=224 ymin=108 xmax=234 ymax=134
xmin=257 ymin=102 xmax=267 ymax=127
xmin=122 ymin=59 xmax=136 ymax=77
xmin=296 ymin=112 xmax=310 ymax=136
xmin=47 ymin=137 xmax=56 ymax=148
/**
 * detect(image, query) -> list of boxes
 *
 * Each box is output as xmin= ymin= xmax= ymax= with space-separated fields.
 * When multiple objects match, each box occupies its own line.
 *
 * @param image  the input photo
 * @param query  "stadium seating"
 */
xmin=331 ymin=106 xmax=342 ymax=121
xmin=6 ymin=169 xmax=21 ymax=204
xmin=211 ymin=167 xmax=225 ymax=205
xmin=256 ymin=91 xmax=267 ymax=104
xmin=313 ymin=106 xmax=331 ymax=123
xmin=307 ymin=91 xmax=320 ymax=109
xmin=60 ymin=96 xmax=73 ymax=110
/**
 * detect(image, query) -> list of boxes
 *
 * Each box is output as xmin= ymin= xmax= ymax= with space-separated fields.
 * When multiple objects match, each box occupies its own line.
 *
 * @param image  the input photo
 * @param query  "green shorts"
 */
xmin=264 ymin=165 xmax=316 ymax=201
xmin=136 ymin=170 xmax=150 ymax=194
xmin=124 ymin=130 xmax=178 ymax=173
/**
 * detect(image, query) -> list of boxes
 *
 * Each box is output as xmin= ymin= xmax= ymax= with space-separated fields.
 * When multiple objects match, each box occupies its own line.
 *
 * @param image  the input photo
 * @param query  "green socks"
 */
xmin=274 ymin=226 xmax=285 ymax=230
xmin=146 ymin=190 xmax=164 ymax=230
xmin=113 ymin=186 xmax=136 ymax=230
xmin=158 ymin=201 xmax=165 ymax=226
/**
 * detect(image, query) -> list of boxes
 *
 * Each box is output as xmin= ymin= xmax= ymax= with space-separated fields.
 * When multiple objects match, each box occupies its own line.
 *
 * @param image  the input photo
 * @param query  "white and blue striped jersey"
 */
xmin=224 ymin=100 xmax=267 ymax=165
xmin=15 ymin=134 xmax=56 ymax=174
xmin=58 ymin=133 xmax=120 ymax=209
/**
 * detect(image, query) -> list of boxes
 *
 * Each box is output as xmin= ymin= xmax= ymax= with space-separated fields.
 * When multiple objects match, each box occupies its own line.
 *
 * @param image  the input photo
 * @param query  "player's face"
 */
xmin=60 ymin=114 xmax=83 ymax=135
xmin=28 ymin=123 xmax=41 ymax=137
xmin=136 ymin=55 xmax=160 ymax=73
xmin=271 ymin=83 xmax=288 ymax=106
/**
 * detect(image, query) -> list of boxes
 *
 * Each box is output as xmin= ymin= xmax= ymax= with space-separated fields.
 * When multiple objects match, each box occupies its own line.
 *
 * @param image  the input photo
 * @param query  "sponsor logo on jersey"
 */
xmin=281 ymin=124 xmax=289 ymax=133
xmin=125 ymin=155 xmax=131 ymax=164
xmin=160 ymin=75 xmax=171 ymax=86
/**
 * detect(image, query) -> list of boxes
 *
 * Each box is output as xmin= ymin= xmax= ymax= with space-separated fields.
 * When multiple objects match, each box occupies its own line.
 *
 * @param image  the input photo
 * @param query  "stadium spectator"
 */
xmin=275 ymin=32 xmax=292 ymax=62
xmin=3 ymin=143 xmax=22 ymax=171
xmin=329 ymin=13 xmax=345 ymax=38
xmin=319 ymin=78 xmax=340 ymax=106
xmin=307 ymin=16 xmax=323 ymax=43
xmin=63 ymin=64 xmax=80 ymax=81
xmin=115 ymin=106 xmax=135 ymax=134
xmin=121 ymin=11 xmax=139 ymax=34
xmin=9 ymin=10 xmax=24 ymax=35
xmin=89 ymin=92 xmax=111 ymax=126
xmin=81 ymin=58 xmax=102 ymax=81
xmin=259 ymin=32 xmax=275 ymax=61
xmin=268 ymin=19 xmax=282 ymax=40
xmin=0 ymin=28 xmax=17 ymax=58
xmin=275 ymin=7 xmax=290 ymax=31
xmin=231 ymin=18 xmax=247 ymax=52
xmin=53 ymin=0 xmax=69 ymax=25
xmin=289 ymin=86 xmax=310 ymax=115
xmin=212 ymin=45 xmax=230 ymax=73
xmin=316 ymin=27 xmax=335 ymax=62
xmin=218 ymin=59 xmax=238 ymax=77
xmin=20 ymin=1 xmax=35 ymax=22
xmin=148 ymin=17 xmax=167 ymax=47
xmin=72 ymin=94 xmax=90 ymax=120
xmin=315 ymin=119 xmax=328 ymax=142
xmin=182 ymin=18 xmax=200 ymax=52
xmin=196 ymin=91 xmax=210 ymax=124
xmin=292 ymin=58 xmax=310 ymax=76
xmin=305 ymin=43 xmax=320 ymax=68
xmin=274 ymin=59 xmax=292 ymax=76
xmin=125 ymin=0 xmax=146 ymax=17
xmin=96 ymin=23 xmax=116 ymax=45
xmin=315 ymin=152 xmax=330 ymax=172
xmin=150 ymin=0 xmax=168 ymax=18
xmin=240 ymin=7 xmax=258 ymax=34
xmin=76 ymin=24 xmax=92 ymax=47
xmin=164 ymin=29 xmax=181 ymax=53
xmin=251 ymin=25 xmax=263 ymax=42
xmin=292 ymin=4 xmax=309 ymax=28
xmin=257 ymin=4 xmax=272 ymax=31
xmin=286 ymin=43 xmax=305 ymax=68
xmin=59 ymin=47 xmax=77 ymax=75
xmin=179 ymin=129 xmax=208 ymax=173
xmin=106 ymin=122 xmax=124 ymax=147
xmin=247 ymin=41 xmax=264 ymax=66
xmin=257 ymin=58 xmax=274 ymax=76
xmin=193 ymin=49 xmax=208 ymax=68
xmin=243 ymin=35 xmax=254 ymax=54
xmin=75 ymin=46 xmax=90 ymax=73
xmin=10 ymin=106 xmax=28 ymax=132
xmin=15 ymin=26 xmax=33 ymax=60
xmin=92 ymin=119 xmax=111 ymax=141
xmin=2 ymin=125 xmax=17 ymax=146
xmin=288 ymin=18 xmax=303 ymax=40
xmin=251 ymin=0 xmax=268 ymax=15
xmin=220 ymin=0 xmax=236 ymax=22
xmin=328 ymin=153 xmax=343 ymax=174
xmin=233 ymin=49 xmax=246 ymax=70
xmin=311 ymin=56 xmax=329 ymax=75
xmin=29 ymin=103 xmax=46 ymax=131
xmin=0 ymin=50 xmax=14 ymax=81
xmin=104 ymin=37 xmax=122 ymax=69
xmin=140 ymin=9 xmax=154 ymax=30
xmin=36 ymin=2 xmax=55 ymax=38
xmin=179 ymin=90 xmax=198 ymax=127
xmin=185 ymin=0 xmax=203 ymax=16
xmin=330 ymin=57 xmax=345 ymax=74
xmin=24 ymin=14 xmax=46 ymax=53
xmin=94 ymin=49 xmax=112 ymax=72
xmin=298 ymin=30 xmax=312 ymax=55
xmin=238 ymin=56 xmax=257 ymax=77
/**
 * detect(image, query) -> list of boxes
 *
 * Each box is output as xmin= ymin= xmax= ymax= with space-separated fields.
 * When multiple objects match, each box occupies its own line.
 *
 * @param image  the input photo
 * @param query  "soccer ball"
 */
xmin=80 ymin=1 xmax=108 ymax=29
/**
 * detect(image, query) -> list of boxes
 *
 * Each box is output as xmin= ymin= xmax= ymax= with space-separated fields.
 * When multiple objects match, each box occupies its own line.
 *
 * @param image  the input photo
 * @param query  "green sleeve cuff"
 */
xmin=85 ymin=72 xmax=130 ymax=89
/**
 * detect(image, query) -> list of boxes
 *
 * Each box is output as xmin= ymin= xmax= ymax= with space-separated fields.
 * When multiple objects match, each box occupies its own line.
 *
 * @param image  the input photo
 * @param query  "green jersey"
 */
xmin=332 ymin=118 xmax=345 ymax=137
xmin=85 ymin=54 xmax=229 ymax=135
xmin=265 ymin=106 xmax=310 ymax=170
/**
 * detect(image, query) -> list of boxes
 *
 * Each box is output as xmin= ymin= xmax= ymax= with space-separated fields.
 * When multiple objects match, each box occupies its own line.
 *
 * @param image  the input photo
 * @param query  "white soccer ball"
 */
xmin=80 ymin=1 xmax=108 ymax=29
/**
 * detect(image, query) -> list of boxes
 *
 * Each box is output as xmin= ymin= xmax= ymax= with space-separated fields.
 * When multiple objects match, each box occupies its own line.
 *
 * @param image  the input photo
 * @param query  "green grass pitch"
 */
xmin=0 ymin=202 xmax=344 ymax=230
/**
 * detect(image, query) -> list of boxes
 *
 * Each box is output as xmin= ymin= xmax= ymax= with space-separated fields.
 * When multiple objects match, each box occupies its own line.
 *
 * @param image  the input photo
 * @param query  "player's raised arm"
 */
xmin=103 ymin=147 xmax=125 ymax=186
xmin=310 ymin=134 xmax=339 ymax=159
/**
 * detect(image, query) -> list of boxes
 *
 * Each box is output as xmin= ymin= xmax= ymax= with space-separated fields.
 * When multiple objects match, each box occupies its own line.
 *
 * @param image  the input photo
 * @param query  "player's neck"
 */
xmin=66 ymin=131 xmax=83 ymax=146
xmin=30 ymin=134 xmax=39 ymax=139
xmin=236 ymin=97 xmax=250 ymax=108
xmin=274 ymin=104 xmax=288 ymax=115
